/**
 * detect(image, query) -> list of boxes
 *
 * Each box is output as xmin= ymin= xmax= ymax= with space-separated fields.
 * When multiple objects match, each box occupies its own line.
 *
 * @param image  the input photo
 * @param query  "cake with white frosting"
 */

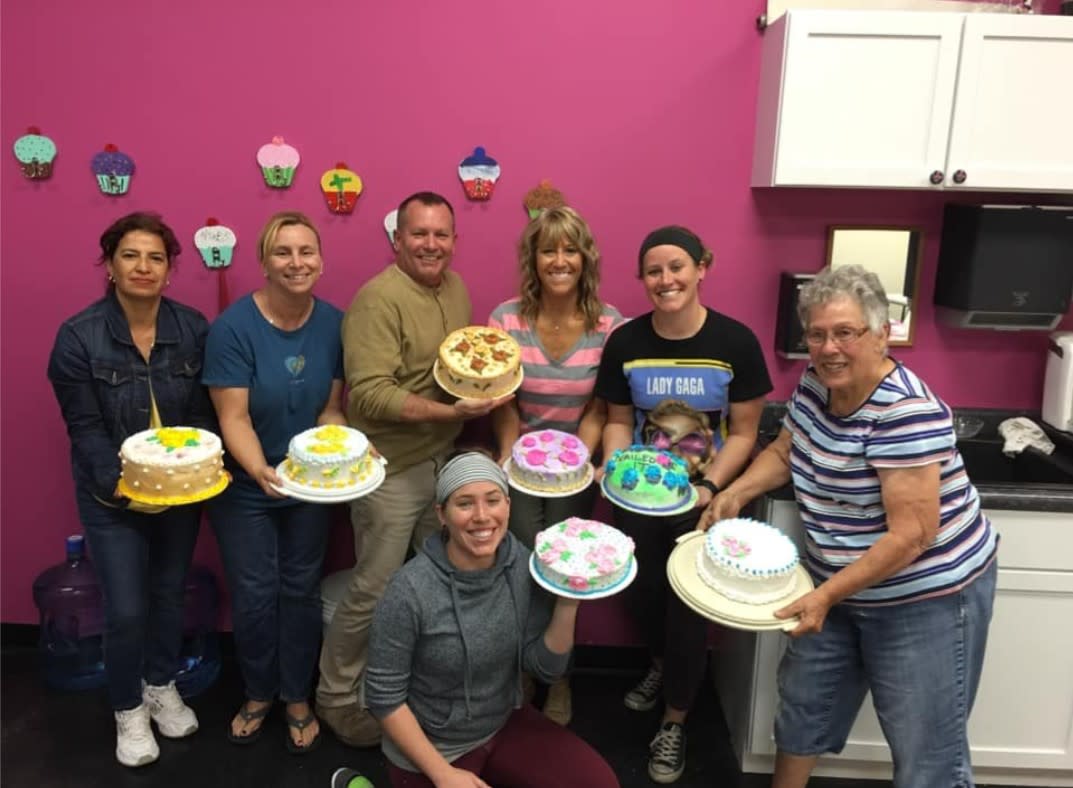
xmin=696 ymin=518 xmax=799 ymax=604
xmin=533 ymin=518 xmax=635 ymax=595
xmin=280 ymin=425 xmax=377 ymax=491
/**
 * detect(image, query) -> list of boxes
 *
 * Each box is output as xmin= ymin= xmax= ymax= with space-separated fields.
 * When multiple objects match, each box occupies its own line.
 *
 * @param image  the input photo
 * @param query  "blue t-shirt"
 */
xmin=203 ymin=294 xmax=343 ymax=499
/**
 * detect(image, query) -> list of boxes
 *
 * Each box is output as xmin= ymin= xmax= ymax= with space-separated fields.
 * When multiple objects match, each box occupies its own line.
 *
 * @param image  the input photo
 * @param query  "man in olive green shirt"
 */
xmin=317 ymin=192 xmax=508 ymax=747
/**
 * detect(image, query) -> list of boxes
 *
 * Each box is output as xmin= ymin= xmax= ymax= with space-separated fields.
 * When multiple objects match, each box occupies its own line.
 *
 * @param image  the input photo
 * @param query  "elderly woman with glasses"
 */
xmin=701 ymin=264 xmax=998 ymax=788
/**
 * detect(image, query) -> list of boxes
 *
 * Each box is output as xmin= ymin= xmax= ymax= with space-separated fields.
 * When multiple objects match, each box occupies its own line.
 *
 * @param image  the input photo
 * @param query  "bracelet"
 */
xmin=695 ymin=479 xmax=720 ymax=497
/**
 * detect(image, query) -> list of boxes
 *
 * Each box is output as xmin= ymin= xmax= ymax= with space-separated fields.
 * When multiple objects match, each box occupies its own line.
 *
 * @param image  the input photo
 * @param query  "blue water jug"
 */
xmin=174 ymin=564 xmax=221 ymax=698
xmin=32 ymin=536 xmax=222 ymax=697
xmin=31 ymin=535 xmax=106 ymax=691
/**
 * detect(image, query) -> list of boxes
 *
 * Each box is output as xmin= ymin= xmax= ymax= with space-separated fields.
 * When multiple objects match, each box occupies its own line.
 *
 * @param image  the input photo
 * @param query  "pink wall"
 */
xmin=2 ymin=1 xmax=1068 ymax=627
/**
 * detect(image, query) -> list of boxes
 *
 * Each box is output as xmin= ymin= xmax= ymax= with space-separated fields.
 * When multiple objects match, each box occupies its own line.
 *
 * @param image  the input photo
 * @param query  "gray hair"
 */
xmin=797 ymin=264 xmax=890 ymax=334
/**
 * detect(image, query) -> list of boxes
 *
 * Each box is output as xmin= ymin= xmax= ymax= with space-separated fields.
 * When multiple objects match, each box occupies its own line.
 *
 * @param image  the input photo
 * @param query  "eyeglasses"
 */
xmin=650 ymin=429 xmax=710 ymax=456
xmin=804 ymin=325 xmax=870 ymax=348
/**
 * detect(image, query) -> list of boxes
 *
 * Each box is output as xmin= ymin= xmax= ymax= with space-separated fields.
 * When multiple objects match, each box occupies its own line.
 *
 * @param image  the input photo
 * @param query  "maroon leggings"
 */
xmin=387 ymin=704 xmax=619 ymax=788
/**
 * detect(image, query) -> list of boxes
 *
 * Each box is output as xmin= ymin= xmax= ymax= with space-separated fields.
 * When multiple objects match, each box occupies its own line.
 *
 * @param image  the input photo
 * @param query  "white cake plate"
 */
xmin=505 ymin=458 xmax=595 ymax=499
xmin=432 ymin=359 xmax=524 ymax=401
xmin=270 ymin=458 xmax=386 ymax=504
xmin=529 ymin=553 xmax=638 ymax=600
xmin=666 ymin=531 xmax=814 ymax=632
xmin=599 ymin=476 xmax=700 ymax=517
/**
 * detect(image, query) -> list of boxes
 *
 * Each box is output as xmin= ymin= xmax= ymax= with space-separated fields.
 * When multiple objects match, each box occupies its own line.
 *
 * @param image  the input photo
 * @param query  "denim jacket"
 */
xmin=48 ymin=291 xmax=216 ymax=504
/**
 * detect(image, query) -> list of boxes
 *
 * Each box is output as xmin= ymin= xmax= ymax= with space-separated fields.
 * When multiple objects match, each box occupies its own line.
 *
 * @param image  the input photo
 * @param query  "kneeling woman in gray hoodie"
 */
xmin=364 ymin=451 xmax=620 ymax=788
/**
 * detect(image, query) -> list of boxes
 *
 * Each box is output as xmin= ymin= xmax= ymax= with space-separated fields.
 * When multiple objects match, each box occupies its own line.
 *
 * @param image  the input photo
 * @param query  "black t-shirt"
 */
xmin=595 ymin=309 xmax=773 ymax=447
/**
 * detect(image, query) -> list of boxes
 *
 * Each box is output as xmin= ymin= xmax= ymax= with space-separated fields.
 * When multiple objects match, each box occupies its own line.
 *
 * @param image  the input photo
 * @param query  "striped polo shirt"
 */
xmin=488 ymin=298 xmax=624 ymax=433
xmin=784 ymin=364 xmax=997 ymax=605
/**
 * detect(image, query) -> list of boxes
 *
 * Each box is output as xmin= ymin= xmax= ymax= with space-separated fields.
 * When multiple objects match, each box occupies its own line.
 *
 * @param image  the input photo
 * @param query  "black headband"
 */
xmin=638 ymin=227 xmax=704 ymax=267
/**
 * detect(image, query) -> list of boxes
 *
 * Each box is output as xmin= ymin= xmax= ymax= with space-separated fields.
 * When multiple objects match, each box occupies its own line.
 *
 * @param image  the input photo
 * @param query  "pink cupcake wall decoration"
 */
xmin=257 ymin=136 xmax=300 ymax=188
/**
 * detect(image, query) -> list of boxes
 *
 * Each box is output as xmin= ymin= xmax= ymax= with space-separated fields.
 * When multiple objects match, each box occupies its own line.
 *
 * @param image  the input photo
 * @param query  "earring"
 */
xmin=165 ymin=279 xmax=171 ymax=287
xmin=108 ymin=274 xmax=115 ymax=282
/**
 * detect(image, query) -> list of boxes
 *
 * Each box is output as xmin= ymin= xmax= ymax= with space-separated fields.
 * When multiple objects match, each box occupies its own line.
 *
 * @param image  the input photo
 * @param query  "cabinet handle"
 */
xmin=953 ymin=169 xmax=967 ymax=184
xmin=929 ymin=170 xmax=944 ymax=185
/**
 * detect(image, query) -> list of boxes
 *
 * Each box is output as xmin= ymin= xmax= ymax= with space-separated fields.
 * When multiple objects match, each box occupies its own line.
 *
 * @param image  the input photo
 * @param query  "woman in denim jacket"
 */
xmin=47 ymin=212 xmax=215 ymax=769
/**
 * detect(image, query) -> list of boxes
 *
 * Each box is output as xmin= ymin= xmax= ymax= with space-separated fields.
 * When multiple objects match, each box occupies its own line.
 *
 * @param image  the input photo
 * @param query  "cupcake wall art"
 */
xmin=13 ymin=127 xmax=57 ymax=180
xmin=92 ymin=144 xmax=134 ymax=195
xmin=320 ymin=162 xmax=363 ymax=214
xmin=524 ymin=179 xmax=566 ymax=219
xmin=257 ymin=136 xmax=300 ymax=188
xmin=458 ymin=146 xmax=500 ymax=201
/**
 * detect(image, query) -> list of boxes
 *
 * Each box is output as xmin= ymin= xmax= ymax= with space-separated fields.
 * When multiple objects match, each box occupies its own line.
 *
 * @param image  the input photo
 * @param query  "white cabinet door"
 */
xmin=945 ymin=15 xmax=1073 ymax=193
xmin=753 ymin=11 xmax=963 ymax=188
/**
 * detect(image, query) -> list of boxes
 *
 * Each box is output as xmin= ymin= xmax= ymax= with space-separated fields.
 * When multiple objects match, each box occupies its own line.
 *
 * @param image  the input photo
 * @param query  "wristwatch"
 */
xmin=695 ymin=479 xmax=720 ymax=498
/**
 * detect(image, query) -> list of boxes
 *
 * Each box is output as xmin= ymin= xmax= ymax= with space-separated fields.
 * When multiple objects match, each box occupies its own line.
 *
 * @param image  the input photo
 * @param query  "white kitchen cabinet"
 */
xmin=715 ymin=498 xmax=1073 ymax=786
xmin=751 ymin=10 xmax=1073 ymax=193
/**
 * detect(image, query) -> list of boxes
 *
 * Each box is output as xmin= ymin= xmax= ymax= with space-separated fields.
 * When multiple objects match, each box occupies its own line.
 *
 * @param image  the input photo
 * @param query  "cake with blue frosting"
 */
xmin=602 ymin=445 xmax=693 ymax=513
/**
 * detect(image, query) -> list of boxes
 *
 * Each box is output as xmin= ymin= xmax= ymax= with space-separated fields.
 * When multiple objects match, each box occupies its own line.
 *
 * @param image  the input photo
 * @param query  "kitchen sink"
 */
xmin=956 ymin=440 xmax=1073 ymax=486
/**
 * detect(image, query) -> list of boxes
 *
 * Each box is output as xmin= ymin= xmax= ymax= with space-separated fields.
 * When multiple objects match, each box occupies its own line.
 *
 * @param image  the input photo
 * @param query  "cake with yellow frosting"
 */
xmin=118 ymin=427 xmax=227 ymax=504
xmin=280 ymin=425 xmax=377 ymax=490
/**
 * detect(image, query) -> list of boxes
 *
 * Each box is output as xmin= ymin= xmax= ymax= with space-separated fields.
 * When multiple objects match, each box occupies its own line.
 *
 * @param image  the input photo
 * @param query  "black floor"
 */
xmin=1 ymin=642 xmax=889 ymax=788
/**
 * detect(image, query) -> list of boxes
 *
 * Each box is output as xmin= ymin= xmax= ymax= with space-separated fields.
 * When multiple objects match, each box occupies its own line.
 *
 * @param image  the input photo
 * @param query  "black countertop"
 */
xmin=757 ymin=404 xmax=1073 ymax=513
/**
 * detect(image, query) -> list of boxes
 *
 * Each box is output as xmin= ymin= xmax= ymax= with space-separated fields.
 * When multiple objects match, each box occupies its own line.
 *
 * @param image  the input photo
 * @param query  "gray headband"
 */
xmin=638 ymin=226 xmax=704 ymax=267
xmin=436 ymin=452 xmax=509 ymax=504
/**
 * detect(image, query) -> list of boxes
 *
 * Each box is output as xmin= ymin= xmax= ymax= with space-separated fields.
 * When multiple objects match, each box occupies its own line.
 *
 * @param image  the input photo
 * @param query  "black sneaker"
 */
xmin=648 ymin=721 xmax=686 ymax=784
xmin=330 ymin=767 xmax=373 ymax=788
xmin=623 ymin=665 xmax=663 ymax=711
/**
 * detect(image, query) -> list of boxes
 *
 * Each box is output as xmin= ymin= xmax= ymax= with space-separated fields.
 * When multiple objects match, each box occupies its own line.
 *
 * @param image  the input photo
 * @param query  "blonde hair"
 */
xmin=518 ymin=207 xmax=604 ymax=332
xmin=256 ymin=211 xmax=322 ymax=265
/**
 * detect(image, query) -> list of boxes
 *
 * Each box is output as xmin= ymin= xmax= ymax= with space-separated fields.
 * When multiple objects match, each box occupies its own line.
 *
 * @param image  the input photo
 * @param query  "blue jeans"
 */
xmin=774 ymin=558 xmax=998 ymax=788
xmin=77 ymin=490 xmax=201 ymax=711
xmin=208 ymin=490 xmax=331 ymax=703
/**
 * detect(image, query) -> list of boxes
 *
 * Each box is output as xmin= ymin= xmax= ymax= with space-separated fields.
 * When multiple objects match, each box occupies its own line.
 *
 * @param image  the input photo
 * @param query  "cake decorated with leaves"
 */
xmin=280 ymin=425 xmax=377 ymax=491
xmin=437 ymin=326 xmax=522 ymax=399
xmin=118 ymin=427 xmax=226 ymax=504
xmin=533 ymin=518 xmax=635 ymax=595
xmin=602 ymin=445 xmax=693 ymax=513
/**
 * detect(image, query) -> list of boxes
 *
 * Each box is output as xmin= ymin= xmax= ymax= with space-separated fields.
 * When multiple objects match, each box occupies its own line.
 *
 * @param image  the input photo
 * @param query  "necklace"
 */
xmin=259 ymin=291 xmax=313 ymax=328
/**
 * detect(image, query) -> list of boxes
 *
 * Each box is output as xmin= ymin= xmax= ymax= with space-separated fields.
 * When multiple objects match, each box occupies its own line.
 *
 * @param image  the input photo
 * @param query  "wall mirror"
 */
xmin=826 ymin=225 xmax=924 ymax=346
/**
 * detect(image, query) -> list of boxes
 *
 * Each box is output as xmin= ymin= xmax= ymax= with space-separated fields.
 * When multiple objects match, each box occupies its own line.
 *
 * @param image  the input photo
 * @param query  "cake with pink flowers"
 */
xmin=533 ymin=518 xmax=635 ymax=595
xmin=508 ymin=429 xmax=591 ymax=494
xmin=696 ymin=518 xmax=800 ymax=605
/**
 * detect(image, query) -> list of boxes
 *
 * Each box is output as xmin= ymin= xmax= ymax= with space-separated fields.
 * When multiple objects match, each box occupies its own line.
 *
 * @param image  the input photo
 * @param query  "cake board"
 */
xmin=432 ymin=359 xmax=524 ymax=401
xmin=666 ymin=531 xmax=814 ymax=632
xmin=117 ymin=472 xmax=231 ymax=507
xmin=529 ymin=553 xmax=638 ymax=601
xmin=504 ymin=458 xmax=595 ymax=499
xmin=599 ymin=476 xmax=700 ymax=517
xmin=270 ymin=458 xmax=386 ymax=504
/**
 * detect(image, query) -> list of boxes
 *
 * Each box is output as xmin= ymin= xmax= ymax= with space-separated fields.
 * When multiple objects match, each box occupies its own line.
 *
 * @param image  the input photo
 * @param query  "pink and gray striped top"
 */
xmin=488 ymin=298 xmax=625 ymax=433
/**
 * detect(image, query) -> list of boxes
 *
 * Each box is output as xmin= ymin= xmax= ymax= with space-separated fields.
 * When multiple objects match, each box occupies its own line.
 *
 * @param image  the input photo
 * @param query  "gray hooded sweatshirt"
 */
xmin=365 ymin=531 xmax=570 ymax=772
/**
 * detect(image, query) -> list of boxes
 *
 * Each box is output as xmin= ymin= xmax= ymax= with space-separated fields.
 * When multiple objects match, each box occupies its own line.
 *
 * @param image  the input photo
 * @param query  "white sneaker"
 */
xmin=115 ymin=704 xmax=160 ymax=767
xmin=143 ymin=680 xmax=199 ymax=738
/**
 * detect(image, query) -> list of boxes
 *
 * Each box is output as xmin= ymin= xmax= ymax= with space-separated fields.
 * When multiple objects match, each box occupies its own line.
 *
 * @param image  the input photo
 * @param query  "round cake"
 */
xmin=119 ymin=427 xmax=226 ymax=504
xmin=437 ymin=326 xmax=522 ymax=399
xmin=696 ymin=518 xmax=799 ymax=604
xmin=533 ymin=518 xmax=635 ymax=595
xmin=602 ymin=445 xmax=693 ymax=513
xmin=508 ymin=430 xmax=591 ymax=494
xmin=280 ymin=425 xmax=378 ymax=491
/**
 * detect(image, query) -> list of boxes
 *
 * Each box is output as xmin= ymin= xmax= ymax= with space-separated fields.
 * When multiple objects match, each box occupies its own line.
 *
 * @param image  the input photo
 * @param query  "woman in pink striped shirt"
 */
xmin=488 ymin=207 xmax=624 ymax=725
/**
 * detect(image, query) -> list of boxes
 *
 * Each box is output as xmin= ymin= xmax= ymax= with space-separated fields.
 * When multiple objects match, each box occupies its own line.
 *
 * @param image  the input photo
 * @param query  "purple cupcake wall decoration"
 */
xmin=92 ymin=143 xmax=134 ymax=195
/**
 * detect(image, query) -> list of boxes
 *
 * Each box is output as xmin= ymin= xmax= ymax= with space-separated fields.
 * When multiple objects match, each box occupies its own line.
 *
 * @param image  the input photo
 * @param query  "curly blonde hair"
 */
xmin=518 ymin=207 xmax=604 ymax=332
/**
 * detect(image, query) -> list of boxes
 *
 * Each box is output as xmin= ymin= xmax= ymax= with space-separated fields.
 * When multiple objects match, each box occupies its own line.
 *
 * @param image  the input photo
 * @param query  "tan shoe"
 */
xmin=543 ymin=677 xmax=572 ymax=726
xmin=316 ymin=702 xmax=381 ymax=748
